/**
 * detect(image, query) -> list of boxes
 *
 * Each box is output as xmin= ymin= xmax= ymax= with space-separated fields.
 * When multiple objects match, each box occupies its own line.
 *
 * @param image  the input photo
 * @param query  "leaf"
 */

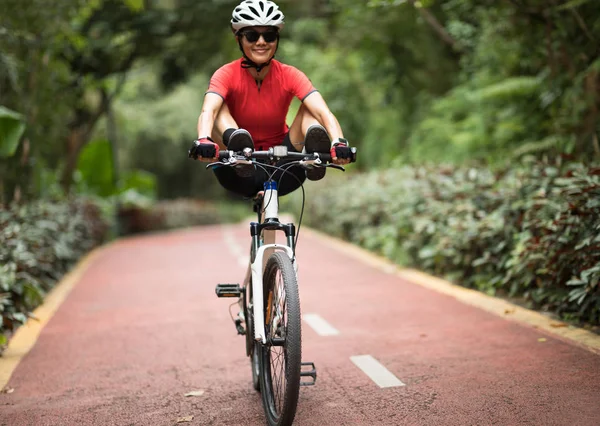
xmin=123 ymin=0 xmax=144 ymax=11
xmin=418 ymin=247 xmax=436 ymax=259
xmin=177 ymin=416 xmax=194 ymax=423
xmin=184 ymin=390 xmax=205 ymax=397
xmin=0 ymin=106 xmax=26 ymax=158
xmin=557 ymin=0 xmax=595 ymax=11
xmin=550 ymin=323 xmax=568 ymax=328
xmin=474 ymin=77 xmax=541 ymax=101
xmin=538 ymin=338 xmax=547 ymax=342
xmin=76 ymin=139 xmax=116 ymax=197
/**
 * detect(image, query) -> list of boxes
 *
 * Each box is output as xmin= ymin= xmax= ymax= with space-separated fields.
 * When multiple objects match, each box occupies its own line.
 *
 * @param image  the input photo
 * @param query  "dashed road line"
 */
xmin=350 ymin=355 xmax=406 ymax=388
xmin=303 ymin=313 xmax=340 ymax=336
xmin=304 ymin=227 xmax=600 ymax=356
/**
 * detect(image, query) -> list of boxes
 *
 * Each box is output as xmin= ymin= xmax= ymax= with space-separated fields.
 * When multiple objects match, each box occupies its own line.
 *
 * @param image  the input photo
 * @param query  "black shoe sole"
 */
xmin=304 ymin=125 xmax=329 ymax=181
xmin=304 ymin=125 xmax=330 ymax=154
xmin=228 ymin=129 xmax=254 ymax=152
xmin=228 ymin=129 xmax=255 ymax=177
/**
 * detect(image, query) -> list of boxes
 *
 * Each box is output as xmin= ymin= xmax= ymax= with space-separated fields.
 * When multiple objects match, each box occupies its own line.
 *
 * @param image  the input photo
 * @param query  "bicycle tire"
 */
xmin=260 ymin=252 xmax=302 ymax=426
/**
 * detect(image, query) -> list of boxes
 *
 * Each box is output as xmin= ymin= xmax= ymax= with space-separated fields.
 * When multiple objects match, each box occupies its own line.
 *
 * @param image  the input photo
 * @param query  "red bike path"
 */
xmin=1 ymin=223 xmax=599 ymax=425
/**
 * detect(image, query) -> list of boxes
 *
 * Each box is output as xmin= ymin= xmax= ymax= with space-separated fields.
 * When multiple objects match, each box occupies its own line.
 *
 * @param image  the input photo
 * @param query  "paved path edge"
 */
xmin=0 ymin=245 xmax=108 ymax=390
xmin=302 ymin=227 xmax=600 ymax=356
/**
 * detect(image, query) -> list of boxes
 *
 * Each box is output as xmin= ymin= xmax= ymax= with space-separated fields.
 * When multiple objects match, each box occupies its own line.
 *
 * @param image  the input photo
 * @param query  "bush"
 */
xmin=299 ymin=160 xmax=600 ymax=325
xmin=117 ymin=198 xmax=252 ymax=235
xmin=0 ymin=198 xmax=109 ymax=349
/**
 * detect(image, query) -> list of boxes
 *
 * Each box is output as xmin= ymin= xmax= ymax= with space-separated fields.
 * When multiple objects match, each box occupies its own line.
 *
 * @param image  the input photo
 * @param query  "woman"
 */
xmin=189 ymin=0 xmax=351 ymax=197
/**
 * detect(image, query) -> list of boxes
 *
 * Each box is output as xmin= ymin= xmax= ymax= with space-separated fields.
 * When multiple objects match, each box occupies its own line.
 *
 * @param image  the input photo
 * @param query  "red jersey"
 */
xmin=207 ymin=58 xmax=317 ymax=150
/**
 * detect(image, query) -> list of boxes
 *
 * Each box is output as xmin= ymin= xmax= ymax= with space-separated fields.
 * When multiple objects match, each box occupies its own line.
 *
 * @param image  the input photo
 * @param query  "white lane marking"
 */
xmin=303 ymin=313 xmax=340 ymax=336
xmin=223 ymin=226 xmax=249 ymax=267
xmin=350 ymin=355 xmax=406 ymax=388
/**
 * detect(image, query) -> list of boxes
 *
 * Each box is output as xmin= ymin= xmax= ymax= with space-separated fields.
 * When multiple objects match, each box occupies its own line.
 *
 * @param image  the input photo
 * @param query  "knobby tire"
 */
xmin=259 ymin=252 xmax=302 ymax=426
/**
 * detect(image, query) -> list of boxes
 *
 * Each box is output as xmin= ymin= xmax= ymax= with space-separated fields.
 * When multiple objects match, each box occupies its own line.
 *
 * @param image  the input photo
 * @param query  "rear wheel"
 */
xmin=260 ymin=252 xmax=301 ymax=426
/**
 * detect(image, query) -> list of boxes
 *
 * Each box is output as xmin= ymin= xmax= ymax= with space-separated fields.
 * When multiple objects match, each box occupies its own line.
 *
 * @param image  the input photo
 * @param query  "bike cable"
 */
xmin=257 ymin=161 xmax=308 ymax=256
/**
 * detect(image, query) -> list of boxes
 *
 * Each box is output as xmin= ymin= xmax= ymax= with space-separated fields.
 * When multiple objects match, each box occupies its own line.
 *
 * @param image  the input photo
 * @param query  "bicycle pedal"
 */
xmin=300 ymin=362 xmax=317 ymax=386
xmin=215 ymin=284 xmax=243 ymax=298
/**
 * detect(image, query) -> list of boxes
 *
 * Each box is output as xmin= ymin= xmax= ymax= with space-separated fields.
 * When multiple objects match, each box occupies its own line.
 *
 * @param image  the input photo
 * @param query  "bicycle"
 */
xmin=208 ymin=144 xmax=356 ymax=426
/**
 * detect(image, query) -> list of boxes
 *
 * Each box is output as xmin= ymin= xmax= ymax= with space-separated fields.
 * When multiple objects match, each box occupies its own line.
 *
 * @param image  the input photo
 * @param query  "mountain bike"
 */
xmin=209 ymin=144 xmax=356 ymax=426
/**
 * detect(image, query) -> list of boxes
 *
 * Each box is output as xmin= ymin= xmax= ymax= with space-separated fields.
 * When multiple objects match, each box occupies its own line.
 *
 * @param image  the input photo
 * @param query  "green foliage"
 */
xmin=297 ymin=160 xmax=600 ymax=325
xmin=76 ymin=139 xmax=116 ymax=197
xmin=0 ymin=106 xmax=26 ymax=158
xmin=113 ymin=71 xmax=220 ymax=199
xmin=4 ymin=0 xmax=600 ymax=201
xmin=116 ymin=199 xmax=248 ymax=235
xmin=120 ymin=170 xmax=157 ymax=198
xmin=0 ymin=198 xmax=109 ymax=345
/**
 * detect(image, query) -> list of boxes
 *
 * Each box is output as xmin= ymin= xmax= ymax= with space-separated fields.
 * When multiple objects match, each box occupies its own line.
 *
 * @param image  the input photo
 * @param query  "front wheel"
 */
xmin=260 ymin=252 xmax=302 ymax=426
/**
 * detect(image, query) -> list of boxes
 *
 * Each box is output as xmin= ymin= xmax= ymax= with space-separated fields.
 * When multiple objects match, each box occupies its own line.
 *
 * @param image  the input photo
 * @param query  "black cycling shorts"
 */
xmin=213 ymin=133 xmax=306 ymax=198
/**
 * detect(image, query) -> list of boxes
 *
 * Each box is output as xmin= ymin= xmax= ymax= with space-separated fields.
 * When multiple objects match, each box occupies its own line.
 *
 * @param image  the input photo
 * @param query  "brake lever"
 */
xmin=206 ymin=155 xmax=253 ymax=169
xmin=205 ymin=161 xmax=225 ymax=169
xmin=326 ymin=164 xmax=346 ymax=172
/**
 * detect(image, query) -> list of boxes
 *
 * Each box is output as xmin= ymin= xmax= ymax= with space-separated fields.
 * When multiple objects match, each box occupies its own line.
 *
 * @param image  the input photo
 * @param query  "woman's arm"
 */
xmin=197 ymin=93 xmax=225 ymax=149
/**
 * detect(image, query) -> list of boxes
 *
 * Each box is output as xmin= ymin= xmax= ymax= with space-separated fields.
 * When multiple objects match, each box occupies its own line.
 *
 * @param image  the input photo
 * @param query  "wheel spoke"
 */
xmin=269 ymin=268 xmax=288 ymax=415
xmin=261 ymin=253 xmax=300 ymax=425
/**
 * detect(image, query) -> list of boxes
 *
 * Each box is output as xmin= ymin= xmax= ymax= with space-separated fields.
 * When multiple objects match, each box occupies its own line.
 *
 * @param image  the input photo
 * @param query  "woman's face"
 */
xmin=238 ymin=26 xmax=279 ymax=64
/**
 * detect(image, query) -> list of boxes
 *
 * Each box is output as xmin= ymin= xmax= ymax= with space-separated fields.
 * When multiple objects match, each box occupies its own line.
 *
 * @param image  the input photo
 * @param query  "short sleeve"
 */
xmin=207 ymin=64 xmax=233 ymax=99
xmin=284 ymin=65 xmax=317 ymax=101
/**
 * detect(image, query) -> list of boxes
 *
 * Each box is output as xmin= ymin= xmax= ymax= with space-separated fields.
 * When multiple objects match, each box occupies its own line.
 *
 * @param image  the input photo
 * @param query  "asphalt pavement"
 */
xmin=1 ymin=223 xmax=599 ymax=425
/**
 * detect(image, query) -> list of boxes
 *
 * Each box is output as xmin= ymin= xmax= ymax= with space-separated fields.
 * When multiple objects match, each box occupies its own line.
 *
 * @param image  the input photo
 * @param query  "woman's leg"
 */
xmin=211 ymin=103 xmax=238 ymax=148
xmin=288 ymin=103 xmax=323 ymax=152
xmin=288 ymin=103 xmax=330 ymax=181
xmin=274 ymin=134 xmax=307 ymax=196
xmin=213 ymin=166 xmax=265 ymax=198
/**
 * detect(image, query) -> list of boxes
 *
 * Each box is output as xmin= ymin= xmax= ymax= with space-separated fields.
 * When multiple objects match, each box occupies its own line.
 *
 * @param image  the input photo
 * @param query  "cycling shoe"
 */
xmin=228 ymin=129 xmax=255 ymax=177
xmin=304 ymin=124 xmax=329 ymax=181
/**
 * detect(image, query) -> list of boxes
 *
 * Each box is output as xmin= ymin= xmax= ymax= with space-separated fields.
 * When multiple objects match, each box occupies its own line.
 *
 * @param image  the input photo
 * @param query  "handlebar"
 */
xmin=217 ymin=145 xmax=358 ymax=164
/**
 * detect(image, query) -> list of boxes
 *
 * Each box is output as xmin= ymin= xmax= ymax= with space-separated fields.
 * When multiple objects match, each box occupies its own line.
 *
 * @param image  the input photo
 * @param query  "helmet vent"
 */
xmin=259 ymin=1 xmax=265 ymax=11
xmin=272 ymin=13 xmax=281 ymax=20
xmin=248 ymin=6 xmax=259 ymax=16
xmin=267 ymin=6 xmax=274 ymax=16
xmin=240 ymin=13 xmax=254 ymax=20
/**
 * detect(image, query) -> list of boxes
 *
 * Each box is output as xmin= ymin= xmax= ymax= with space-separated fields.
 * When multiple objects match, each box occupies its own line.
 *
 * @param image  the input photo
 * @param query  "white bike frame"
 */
xmin=242 ymin=182 xmax=296 ymax=344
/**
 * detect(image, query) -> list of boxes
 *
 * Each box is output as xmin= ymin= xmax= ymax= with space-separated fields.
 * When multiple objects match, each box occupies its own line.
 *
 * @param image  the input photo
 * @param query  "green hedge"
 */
xmin=299 ymin=159 xmax=600 ymax=325
xmin=116 ymin=199 xmax=252 ymax=235
xmin=0 ymin=199 xmax=109 ymax=348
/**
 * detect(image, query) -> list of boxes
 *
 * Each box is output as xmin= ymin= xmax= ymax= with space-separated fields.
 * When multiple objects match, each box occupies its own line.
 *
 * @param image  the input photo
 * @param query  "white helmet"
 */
xmin=231 ymin=0 xmax=285 ymax=32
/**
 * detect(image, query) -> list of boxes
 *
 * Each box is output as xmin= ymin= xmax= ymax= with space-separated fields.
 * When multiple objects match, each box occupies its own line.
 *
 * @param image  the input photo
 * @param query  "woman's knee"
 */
xmin=288 ymin=104 xmax=319 ymax=149
xmin=212 ymin=104 xmax=238 ymax=145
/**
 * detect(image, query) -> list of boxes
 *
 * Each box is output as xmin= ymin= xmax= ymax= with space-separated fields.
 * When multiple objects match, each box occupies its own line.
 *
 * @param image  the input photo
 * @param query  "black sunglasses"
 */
xmin=240 ymin=30 xmax=279 ymax=43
